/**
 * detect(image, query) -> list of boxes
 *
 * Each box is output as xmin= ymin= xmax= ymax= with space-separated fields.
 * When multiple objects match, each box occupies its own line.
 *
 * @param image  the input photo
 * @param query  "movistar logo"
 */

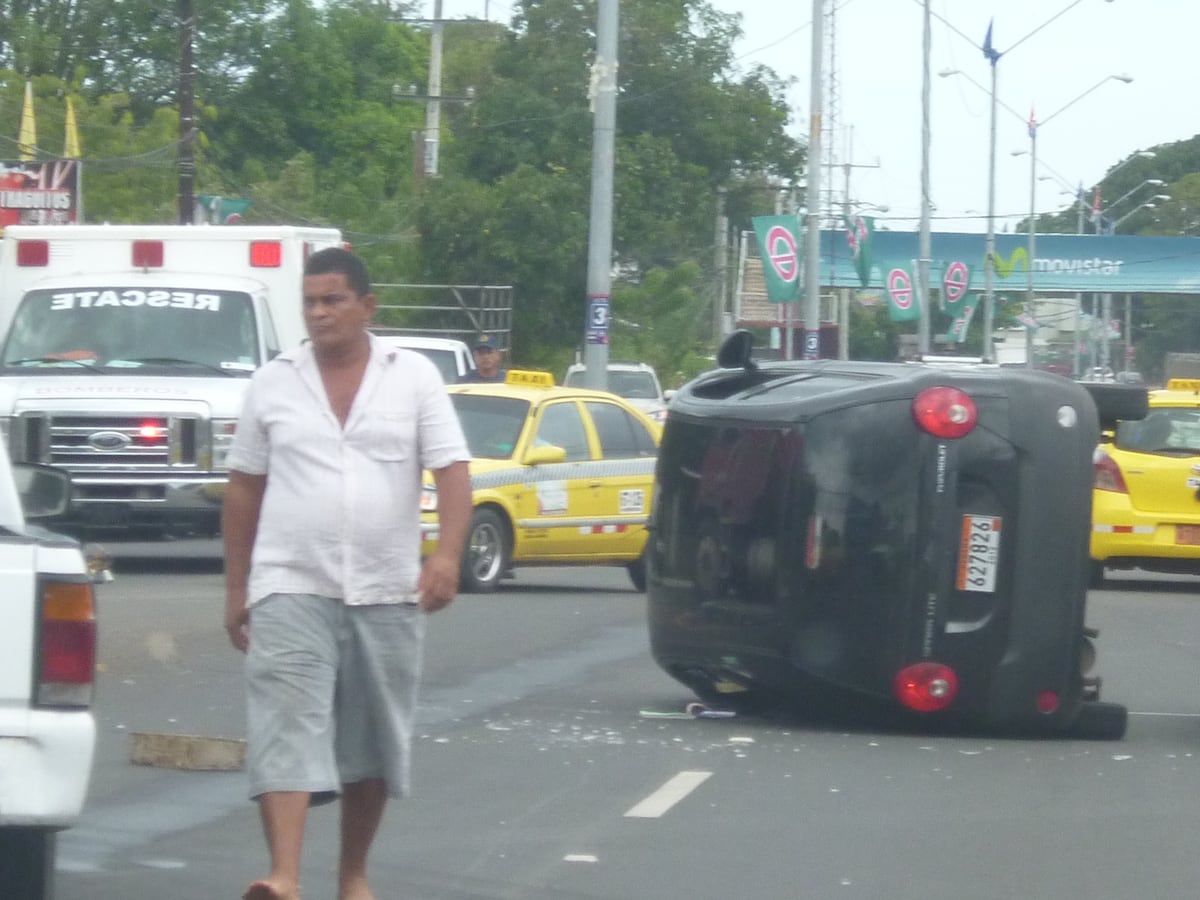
xmin=992 ymin=247 xmax=1028 ymax=279
xmin=989 ymin=248 xmax=1123 ymax=279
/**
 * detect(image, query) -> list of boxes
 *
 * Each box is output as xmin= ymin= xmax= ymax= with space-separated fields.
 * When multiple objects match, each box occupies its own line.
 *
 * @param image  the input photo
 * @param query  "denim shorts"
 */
xmin=244 ymin=593 xmax=425 ymax=802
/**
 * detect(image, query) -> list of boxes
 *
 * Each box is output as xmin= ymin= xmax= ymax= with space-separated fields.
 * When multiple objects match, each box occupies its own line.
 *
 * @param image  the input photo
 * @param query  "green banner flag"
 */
xmin=198 ymin=194 xmax=253 ymax=224
xmin=884 ymin=265 xmax=920 ymax=322
xmin=752 ymin=215 xmax=802 ymax=303
xmin=945 ymin=292 xmax=979 ymax=342
xmin=844 ymin=214 xmax=874 ymax=287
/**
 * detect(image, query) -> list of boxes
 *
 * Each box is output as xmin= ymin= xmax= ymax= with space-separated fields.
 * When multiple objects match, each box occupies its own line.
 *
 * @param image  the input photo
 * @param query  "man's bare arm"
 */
xmin=222 ymin=470 xmax=267 ymax=651
xmin=418 ymin=460 xmax=472 ymax=612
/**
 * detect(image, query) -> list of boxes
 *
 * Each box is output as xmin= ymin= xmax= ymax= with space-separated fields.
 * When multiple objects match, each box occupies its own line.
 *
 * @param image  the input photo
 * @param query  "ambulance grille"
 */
xmin=15 ymin=414 xmax=200 ymax=469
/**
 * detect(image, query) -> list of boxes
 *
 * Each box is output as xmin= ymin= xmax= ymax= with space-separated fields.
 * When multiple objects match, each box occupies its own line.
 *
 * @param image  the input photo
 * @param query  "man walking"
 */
xmin=223 ymin=247 xmax=472 ymax=900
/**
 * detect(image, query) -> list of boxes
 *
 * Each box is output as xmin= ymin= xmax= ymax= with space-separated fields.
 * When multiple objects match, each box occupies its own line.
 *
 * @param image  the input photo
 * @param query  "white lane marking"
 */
xmin=563 ymin=854 xmax=599 ymax=863
xmin=1129 ymin=710 xmax=1200 ymax=718
xmin=624 ymin=770 xmax=712 ymax=818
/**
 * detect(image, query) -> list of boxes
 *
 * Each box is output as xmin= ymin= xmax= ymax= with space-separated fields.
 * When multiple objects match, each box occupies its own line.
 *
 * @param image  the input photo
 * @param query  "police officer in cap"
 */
xmin=459 ymin=333 xmax=507 ymax=383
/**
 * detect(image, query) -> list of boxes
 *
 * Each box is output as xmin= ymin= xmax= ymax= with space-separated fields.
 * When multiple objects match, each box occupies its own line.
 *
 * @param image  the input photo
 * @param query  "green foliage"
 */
xmin=848 ymin=302 xmax=900 ymax=361
xmin=610 ymin=262 xmax=711 ymax=387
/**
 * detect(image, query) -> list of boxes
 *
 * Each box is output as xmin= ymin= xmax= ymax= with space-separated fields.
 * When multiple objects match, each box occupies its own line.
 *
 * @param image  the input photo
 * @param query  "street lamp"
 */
xmin=1072 ymin=149 xmax=1156 ymax=377
xmin=1019 ymin=73 xmax=1132 ymax=367
xmin=1111 ymin=199 xmax=1165 ymax=232
xmin=1097 ymin=179 xmax=1167 ymax=233
xmin=939 ymin=2 xmax=1118 ymax=361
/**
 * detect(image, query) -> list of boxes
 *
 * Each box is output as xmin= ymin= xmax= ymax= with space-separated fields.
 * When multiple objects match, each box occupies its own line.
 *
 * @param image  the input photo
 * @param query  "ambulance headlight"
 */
xmin=420 ymin=484 xmax=437 ymax=513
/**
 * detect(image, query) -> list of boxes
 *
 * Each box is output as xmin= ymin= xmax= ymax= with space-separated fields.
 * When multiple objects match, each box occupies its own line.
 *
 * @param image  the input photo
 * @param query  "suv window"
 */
xmin=564 ymin=364 xmax=662 ymax=401
xmin=607 ymin=370 xmax=660 ymax=399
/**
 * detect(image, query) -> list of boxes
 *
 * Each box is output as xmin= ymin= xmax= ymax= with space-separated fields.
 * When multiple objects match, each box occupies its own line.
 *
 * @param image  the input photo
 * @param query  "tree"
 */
xmin=424 ymin=0 xmax=804 ymax=357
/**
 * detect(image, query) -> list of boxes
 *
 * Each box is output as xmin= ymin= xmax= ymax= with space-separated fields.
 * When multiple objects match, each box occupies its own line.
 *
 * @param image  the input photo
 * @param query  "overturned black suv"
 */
xmin=646 ymin=332 xmax=1146 ymax=739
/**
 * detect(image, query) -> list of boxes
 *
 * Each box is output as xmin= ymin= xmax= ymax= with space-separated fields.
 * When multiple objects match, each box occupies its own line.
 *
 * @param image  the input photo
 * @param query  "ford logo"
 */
xmin=89 ymin=431 xmax=132 ymax=451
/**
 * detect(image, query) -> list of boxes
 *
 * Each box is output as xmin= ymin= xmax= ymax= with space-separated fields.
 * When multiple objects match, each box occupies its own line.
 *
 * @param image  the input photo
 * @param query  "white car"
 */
xmin=0 ymin=454 xmax=102 ymax=899
xmin=373 ymin=333 xmax=476 ymax=383
xmin=563 ymin=360 xmax=669 ymax=424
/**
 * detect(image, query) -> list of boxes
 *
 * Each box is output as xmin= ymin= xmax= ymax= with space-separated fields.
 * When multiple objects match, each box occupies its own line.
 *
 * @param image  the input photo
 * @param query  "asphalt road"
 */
xmin=56 ymin=546 xmax=1200 ymax=900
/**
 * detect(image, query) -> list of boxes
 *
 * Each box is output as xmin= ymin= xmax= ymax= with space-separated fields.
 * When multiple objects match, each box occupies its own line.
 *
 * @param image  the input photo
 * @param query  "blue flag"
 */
xmin=983 ymin=19 xmax=1001 ymax=64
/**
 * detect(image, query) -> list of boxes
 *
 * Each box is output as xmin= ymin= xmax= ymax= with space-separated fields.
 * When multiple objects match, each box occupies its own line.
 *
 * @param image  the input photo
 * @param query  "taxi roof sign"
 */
xmin=505 ymin=369 xmax=555 ymax=388
xmin=1166 ymin=378 xmax=1200 ymax=392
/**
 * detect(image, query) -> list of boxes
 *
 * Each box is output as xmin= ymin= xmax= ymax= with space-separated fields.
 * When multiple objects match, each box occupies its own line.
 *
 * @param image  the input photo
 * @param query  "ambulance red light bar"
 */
xmin=132 ymin=240 xmax=164 ymax=268
xmin=16 ymin=240 xmax=49 ymax=267
xmin=250 ymin=241 xmax=283 ymax=267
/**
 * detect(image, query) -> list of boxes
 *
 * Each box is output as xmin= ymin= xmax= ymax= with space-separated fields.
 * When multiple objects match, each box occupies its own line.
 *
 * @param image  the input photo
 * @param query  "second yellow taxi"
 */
xmin=1091 ymin=377 xmax=1200 ymax=585
xmin=422 ymin=370 xmax=662 ymax=592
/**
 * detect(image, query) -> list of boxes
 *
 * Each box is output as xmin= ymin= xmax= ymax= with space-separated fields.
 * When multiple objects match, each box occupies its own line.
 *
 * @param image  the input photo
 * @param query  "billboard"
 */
xmin=0 ymin=159 xmax=81 ymax=230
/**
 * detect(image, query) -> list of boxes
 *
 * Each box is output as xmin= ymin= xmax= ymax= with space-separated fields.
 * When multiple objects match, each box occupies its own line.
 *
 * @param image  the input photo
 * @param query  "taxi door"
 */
xmin=524 ymin=399 xmax=597 ymax=559
xmin=581 ymin=399 xmax=658 ymax=558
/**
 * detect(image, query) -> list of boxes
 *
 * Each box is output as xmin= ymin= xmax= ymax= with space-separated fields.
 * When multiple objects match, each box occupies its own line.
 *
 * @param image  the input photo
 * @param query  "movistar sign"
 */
xmin=818 ymin=230 xmax=1200 ymax=294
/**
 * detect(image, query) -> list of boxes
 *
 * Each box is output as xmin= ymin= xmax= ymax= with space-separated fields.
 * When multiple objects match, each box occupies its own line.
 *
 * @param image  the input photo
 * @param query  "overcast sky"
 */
xmin=706 ymin=0 xmax=1191 ymax=234
xmin=444 ymin=1 xmax=1190 ymax=234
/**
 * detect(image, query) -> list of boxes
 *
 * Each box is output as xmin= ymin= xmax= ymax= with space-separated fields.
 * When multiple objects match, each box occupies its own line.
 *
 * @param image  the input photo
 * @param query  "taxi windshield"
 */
xmin=451 ymin=393 xmax=530 ymax=459
xmin=1 ymin=287 xmax=260 ymax=373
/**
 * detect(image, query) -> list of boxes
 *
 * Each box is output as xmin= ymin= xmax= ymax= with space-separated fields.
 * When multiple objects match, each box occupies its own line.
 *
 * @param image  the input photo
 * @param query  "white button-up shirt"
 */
xmin=227 ymin=334 xmax=469 ymax=606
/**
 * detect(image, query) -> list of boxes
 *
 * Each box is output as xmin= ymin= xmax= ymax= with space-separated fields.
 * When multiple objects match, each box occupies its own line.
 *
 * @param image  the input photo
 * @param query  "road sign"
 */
xmin=803 ymin=329 xmax=820 ymax=360
xmin=586 ymin=294 xmax=610 ymax=344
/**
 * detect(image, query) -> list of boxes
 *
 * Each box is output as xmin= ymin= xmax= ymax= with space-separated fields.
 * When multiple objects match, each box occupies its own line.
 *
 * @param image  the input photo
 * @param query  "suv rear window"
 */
xmin=564 ymin=366 xmax=660 ymax=400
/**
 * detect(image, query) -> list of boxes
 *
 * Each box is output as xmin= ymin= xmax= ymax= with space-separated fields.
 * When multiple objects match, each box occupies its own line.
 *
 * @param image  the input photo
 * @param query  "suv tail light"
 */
xmin=1092 ymin=447 xmax=1129 ymax=494
xmin=893 ymin=662 xmax=959 ymax=712
xmin=912 ymin=387 xmax=977 ymax=439
xmin=37 ymin=579 xmax=97 ymax=708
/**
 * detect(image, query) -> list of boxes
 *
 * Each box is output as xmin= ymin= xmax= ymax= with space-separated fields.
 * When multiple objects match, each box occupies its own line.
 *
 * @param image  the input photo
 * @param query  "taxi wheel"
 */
xmin=1088 ymin=560 xmax=1106 ymax=589
xmin=462 ymin=508 xmax=510 ymax=593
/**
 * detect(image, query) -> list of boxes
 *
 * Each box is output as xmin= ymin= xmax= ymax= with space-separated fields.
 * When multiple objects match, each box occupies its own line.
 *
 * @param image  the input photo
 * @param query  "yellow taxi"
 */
xmin=422 ymin=369 xmax=662 ymax=592
xmin=1091 ymin=378 xmax=1200 ymax=585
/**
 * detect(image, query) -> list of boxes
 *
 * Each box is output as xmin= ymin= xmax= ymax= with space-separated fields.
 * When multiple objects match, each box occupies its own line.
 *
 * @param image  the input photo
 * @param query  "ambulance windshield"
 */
xmin=1 ymin=287 xmax=261 ymax=373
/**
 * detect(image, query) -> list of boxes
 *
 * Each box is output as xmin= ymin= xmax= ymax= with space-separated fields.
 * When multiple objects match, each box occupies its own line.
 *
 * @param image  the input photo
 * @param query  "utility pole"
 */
xmin=714 ymin=187 xmax=728 ymax=347
xmin=802 ymin=0 xmax=824 ymax=360
xmin=177 ymin=0 xmax=196 ymax=225
xmin=582 ymin=0 xmax=618 ymax=390
xmin=424 ymin=0 xmax=445 ymax=178
xmin=916 ymin=0 xmax=932 ymax=356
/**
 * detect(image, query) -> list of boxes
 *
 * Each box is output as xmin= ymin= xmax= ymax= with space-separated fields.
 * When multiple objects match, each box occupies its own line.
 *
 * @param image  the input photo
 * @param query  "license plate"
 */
xmin=956 ymin=514 xmax=1002 ymax=593
xmin=1176 ymin=524 xmax=1200 ymax=545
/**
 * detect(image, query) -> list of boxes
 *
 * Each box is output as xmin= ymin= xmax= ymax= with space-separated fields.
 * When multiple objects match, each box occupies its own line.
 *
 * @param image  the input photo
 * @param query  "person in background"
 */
xmin=222 ymin=246 xmax=472 ymax=900
xmin=458 ymin=332 xmax=507 ymax=383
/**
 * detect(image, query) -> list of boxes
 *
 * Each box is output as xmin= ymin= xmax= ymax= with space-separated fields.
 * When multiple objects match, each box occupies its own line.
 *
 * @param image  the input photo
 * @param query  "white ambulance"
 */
xmin=0 ymin=224 xmax=343 ymax=537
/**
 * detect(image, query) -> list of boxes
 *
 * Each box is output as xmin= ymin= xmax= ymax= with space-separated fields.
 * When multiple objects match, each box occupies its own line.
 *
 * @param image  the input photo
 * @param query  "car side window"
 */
xmin=586 ymin=401 xmax=656 ymax=459
xmin=535 ymin=402 xmax=591 ymax=461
